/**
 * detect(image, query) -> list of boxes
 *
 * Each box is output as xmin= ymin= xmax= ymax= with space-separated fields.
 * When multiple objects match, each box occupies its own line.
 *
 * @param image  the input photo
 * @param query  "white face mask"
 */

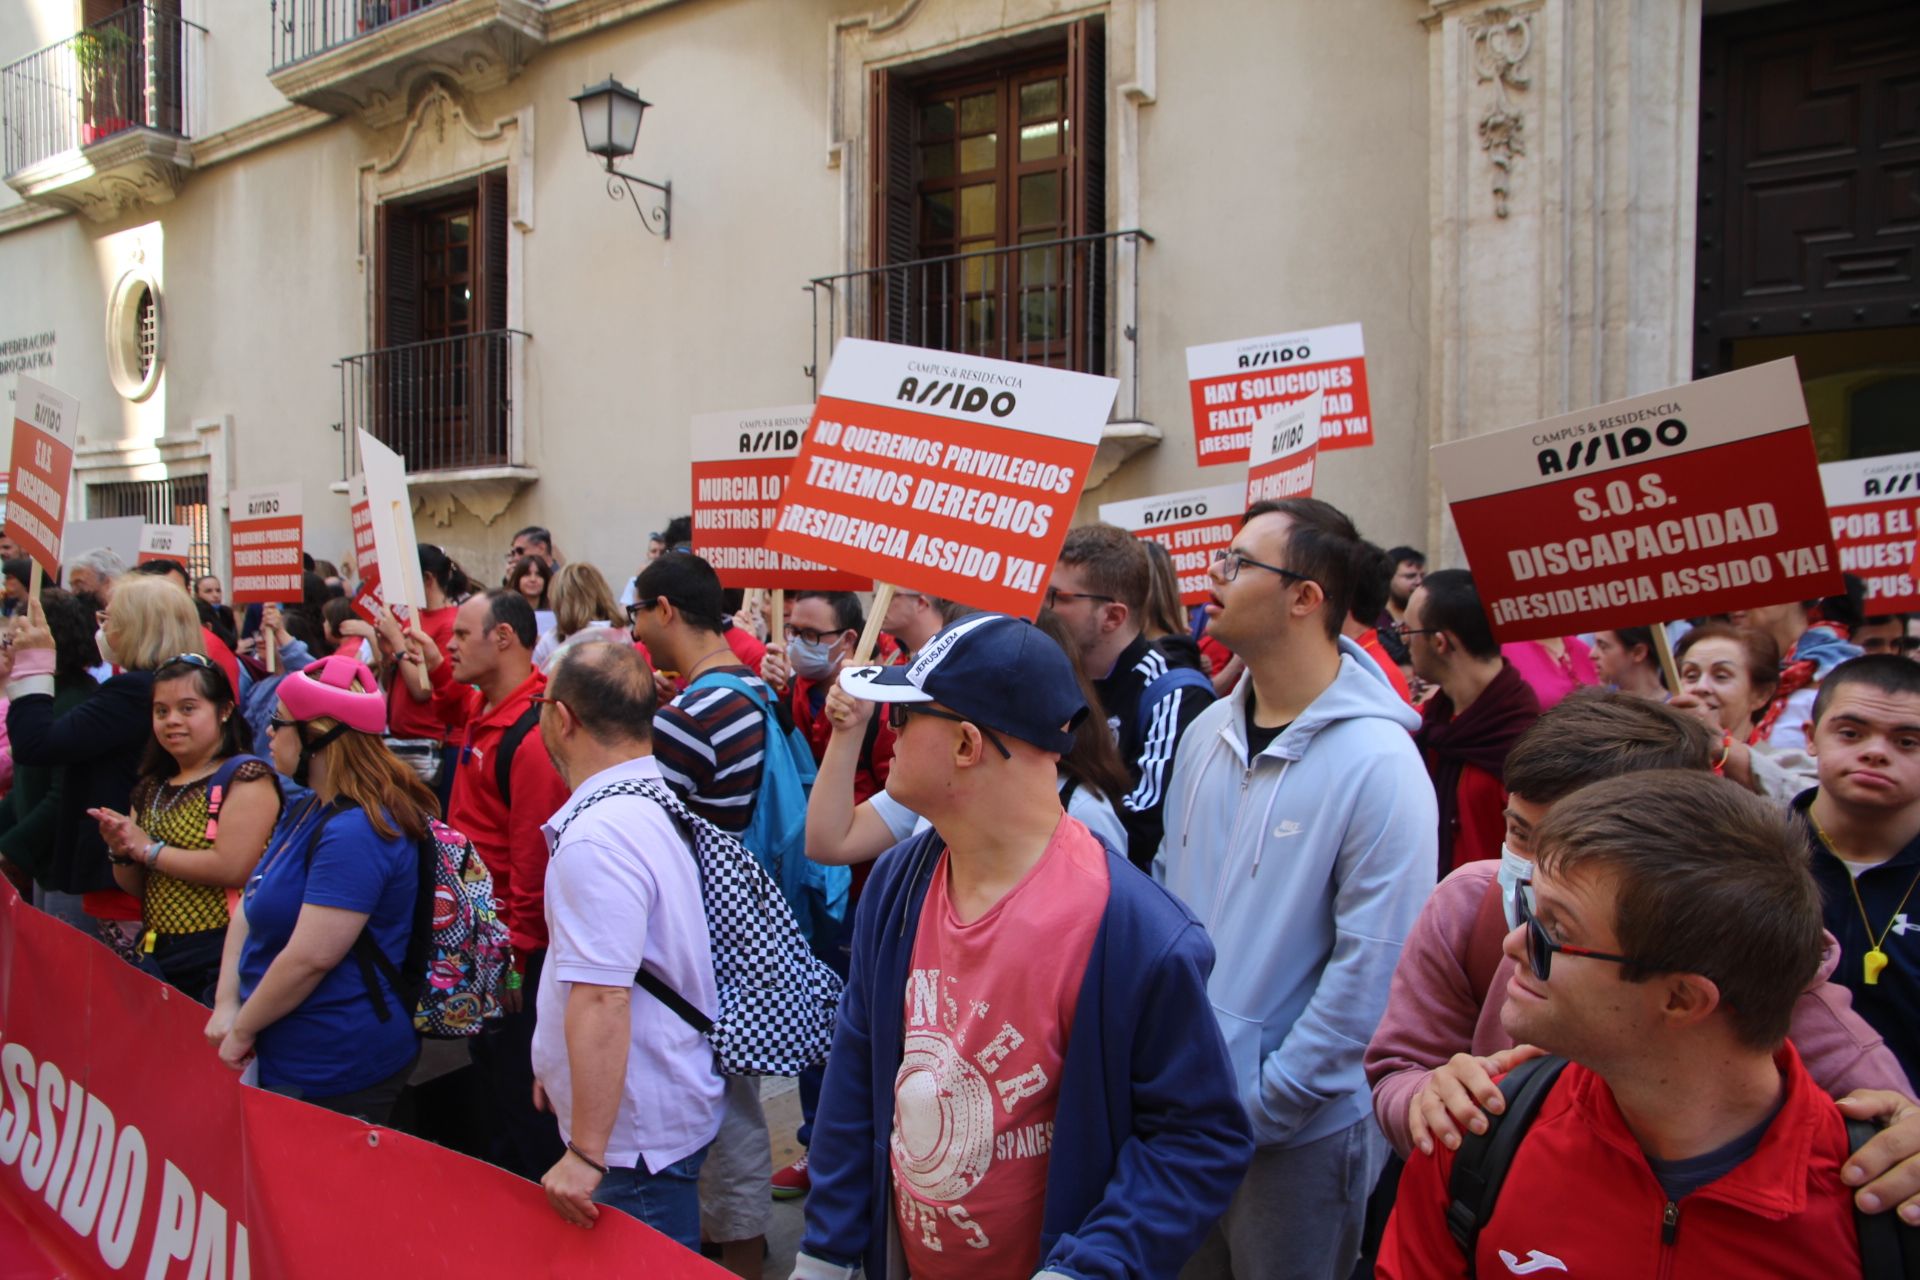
xmin=788 ymin=635 xmax=838 ymax=683
xmin=1498 ymin=842 xmax=1533 ymax=931
xmin=95 ymin=626 xmax=117 ymax=669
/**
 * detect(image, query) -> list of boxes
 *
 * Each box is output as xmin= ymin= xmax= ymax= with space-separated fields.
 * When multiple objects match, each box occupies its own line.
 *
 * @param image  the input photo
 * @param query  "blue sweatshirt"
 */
xmin=797 ymin=826 xmax=1253 ymax=1280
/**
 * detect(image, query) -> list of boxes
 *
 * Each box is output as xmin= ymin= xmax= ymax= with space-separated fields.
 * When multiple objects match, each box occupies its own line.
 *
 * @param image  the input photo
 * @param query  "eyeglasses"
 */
xmin=530 ymin=693 xmax=569 ymax=715
xmin=267 ymin=714 xmax=298 ymax=733
xmin=625 ymin=599 xmax=659 ymax=622
xmin=784 ymin=625 xmax=847 ymax=646
xmin=1043 ymin=587 xmax=1115 ymax=609
xmin=1514 ymin=881 xmax=1635 ymax=982
xmin=1391 ymin=622 xmax=1443 ymax=640
xmin=1212 ymin=549 xmax=1318 ymax=587
xmin=886 ymin=702 xmax=1012 ymax=760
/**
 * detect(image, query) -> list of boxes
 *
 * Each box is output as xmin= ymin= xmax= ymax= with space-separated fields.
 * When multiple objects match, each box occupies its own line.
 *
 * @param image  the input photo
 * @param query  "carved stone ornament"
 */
xmin=1470 ymin=7 xmax=1532 ymax=218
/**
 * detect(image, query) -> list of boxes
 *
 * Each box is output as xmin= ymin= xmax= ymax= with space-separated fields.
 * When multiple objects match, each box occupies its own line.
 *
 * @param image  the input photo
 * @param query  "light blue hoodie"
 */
xmin=1156 ymin=637 xmax=1437 ymax=1149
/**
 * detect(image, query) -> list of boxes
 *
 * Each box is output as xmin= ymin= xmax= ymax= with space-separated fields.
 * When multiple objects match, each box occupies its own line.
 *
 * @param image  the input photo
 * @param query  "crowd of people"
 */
xmin=2 ymin=501 xmax=1919 ymax=1279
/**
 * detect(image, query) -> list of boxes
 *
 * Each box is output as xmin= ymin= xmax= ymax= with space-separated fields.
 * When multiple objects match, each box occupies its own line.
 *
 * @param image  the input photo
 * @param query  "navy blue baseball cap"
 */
xmin=838 ymin=613 xmax=1087 ymax=755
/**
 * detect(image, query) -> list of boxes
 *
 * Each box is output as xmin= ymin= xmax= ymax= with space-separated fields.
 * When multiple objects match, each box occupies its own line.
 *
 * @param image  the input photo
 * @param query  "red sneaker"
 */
xmin=771 ymin=1154 xmax=810 ymax=1200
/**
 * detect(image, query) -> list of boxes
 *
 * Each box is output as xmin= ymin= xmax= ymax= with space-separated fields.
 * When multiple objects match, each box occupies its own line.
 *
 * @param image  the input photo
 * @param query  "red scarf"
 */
xmin=1752 ymin=622 xmax=1850 ymax=745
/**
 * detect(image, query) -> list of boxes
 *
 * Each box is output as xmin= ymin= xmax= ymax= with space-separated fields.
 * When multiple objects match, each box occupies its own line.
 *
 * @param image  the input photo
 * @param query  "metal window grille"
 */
xmin=135 ymin=286 xmax=157 ymax=380
xmin=87 ymin=474 xmax=212 ymax=578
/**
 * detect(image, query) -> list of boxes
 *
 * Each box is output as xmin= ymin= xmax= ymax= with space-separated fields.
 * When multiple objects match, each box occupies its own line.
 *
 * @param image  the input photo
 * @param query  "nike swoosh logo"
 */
xmin=1498 ymin=1250 xmax=1568 ymax=1276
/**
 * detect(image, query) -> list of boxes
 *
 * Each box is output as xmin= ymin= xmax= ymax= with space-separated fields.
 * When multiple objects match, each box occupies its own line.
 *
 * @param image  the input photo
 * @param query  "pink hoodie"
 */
xmin=1365 ymin=859 xmax=1909 ymax=1158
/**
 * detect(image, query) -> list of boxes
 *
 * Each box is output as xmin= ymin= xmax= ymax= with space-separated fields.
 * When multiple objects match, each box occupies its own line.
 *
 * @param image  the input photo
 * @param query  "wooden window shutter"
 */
xmin=377 ymin=201 xmax=421 ymax=349
xmin=476 ymin=169 xmax=510 ymax=333
xmin=1068 ymin=17 xmax=1107 ymax=372
xmin=869 ymin=65 xmax=917 ymax=342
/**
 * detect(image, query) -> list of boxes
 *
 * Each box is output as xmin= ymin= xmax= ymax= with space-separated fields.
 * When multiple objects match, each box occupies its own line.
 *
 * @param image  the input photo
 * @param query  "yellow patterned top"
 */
xmin=134 ymin=760 xmax=275 ymax=936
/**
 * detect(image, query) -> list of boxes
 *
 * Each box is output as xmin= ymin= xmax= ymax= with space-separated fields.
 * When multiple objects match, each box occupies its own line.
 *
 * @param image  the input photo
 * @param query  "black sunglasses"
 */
xmin=1515 ymin=880 xmax=1635 ymax=982
xmin=886 ymin=702 xmax=1012 ymax=760
xmin=267 ymin=714 xmax=298 ymax=733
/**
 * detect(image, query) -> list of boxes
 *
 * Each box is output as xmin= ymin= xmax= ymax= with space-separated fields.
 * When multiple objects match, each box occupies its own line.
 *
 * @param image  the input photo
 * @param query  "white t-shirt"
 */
xmin=532 ymin=754 xmax=723 ymax=1173
xmin=867 ymin=777 xmax=1130 ymax=856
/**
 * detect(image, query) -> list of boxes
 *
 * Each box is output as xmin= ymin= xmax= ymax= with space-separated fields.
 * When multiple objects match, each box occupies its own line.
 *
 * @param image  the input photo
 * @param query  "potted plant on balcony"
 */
xmin=75 ymin=24 xmax=135 ymax=146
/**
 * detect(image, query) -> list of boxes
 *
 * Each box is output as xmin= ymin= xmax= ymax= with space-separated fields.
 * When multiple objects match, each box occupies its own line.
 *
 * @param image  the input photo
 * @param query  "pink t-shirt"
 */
xmin=1500 ymin=637 xmax=1597 ymax=709
xmin=891 ymin=818 xmax=1110 ymax=1278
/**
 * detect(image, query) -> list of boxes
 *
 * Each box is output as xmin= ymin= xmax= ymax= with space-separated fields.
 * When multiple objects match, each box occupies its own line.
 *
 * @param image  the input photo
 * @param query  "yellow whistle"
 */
xmin=1865 ymin=948 xmax=1889 ymax=986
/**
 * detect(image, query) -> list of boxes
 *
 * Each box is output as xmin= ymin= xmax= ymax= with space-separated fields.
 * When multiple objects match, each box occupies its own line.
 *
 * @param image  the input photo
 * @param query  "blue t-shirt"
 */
xmin=239 ymin=799 xmax=419 ymax=1096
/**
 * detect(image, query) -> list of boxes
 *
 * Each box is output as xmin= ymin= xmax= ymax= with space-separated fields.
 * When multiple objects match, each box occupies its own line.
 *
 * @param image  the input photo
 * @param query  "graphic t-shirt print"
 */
xmin=890 ymin=819 xmax=1110 ymax=1278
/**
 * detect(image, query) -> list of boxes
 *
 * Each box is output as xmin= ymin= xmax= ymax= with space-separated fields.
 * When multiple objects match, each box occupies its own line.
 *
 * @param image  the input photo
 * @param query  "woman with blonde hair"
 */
xmin=531 ymin=561 xmax=635 ymax=670
xmin=207 ymin=654 xmax=433 ymax=1122
xmin=5 ymin=575 xmax=207 ymax=951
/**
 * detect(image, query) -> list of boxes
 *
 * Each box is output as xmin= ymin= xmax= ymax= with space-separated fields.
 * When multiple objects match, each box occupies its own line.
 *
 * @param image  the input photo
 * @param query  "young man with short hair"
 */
xmin=1048 ymin=523 xmax=1213 ymax=870
xmin=1372 ymin=545 xmax=1424 ymax=669
xmin=1407 ymin=570 xmax=1540 ymax=875
xmin=1379 ymin=771 xmax=1866 ymax=1278
xmin=1159 ymin=498 xmax=1436 ymax=1280
xmin=1342 ymin=541 xmax=1412 ymax=704
xmin=1591 ymin=625 xmax=1666 ymax=698
xmin=796 ymin=613 xmax=1251 ymax=1280
xmin=441 ymin=587 xmax=575 ymax=1181
xmin=879 ymin=590 xmax=973 ymax=660
xmin=532 ymin=642 xmax=723 ymax=1245
xmin=1857 ymin=614 xmax=1919 ymax=661
xmin=1796 ymin=655 xmax=1920 ymax=1089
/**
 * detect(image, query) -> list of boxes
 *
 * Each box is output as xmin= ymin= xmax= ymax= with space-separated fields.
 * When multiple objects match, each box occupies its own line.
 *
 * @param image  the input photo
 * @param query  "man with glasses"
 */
xmin=506 ymin=526 xmax=561 ymax=575
xmin=1045 ymin=523 xmax=1214 ymax=870
xmin=1406 ymin=569 xmax=1541 ymax=876
xmin=1157 ymin=498 xmax=1435 ymax=1280
xmin=1379 ymin=771 xmax=1869 ymax=1278
xmin=794 ymin=613 xmax=1251 ymax=1280
xmin=1857 ymin=614 xmax=1920 ymax=662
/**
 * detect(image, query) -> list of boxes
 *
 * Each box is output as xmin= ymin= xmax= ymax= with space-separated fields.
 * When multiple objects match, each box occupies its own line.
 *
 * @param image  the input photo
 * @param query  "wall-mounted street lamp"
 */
xmin=572 ymin=76 xmax=671 ymax=240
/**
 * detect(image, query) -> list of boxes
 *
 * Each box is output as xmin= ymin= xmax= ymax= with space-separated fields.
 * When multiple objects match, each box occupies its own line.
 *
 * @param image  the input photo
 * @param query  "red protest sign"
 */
xmin=1433 ymin=359 xmax=1840 ymax=643
xmin=136 ymin=523 xmax=193 ymax=565
xmin=764 ymin=339 xmax=1117 ymax=617
xmin=228 ymin=483 xmax=303 ymax=604
xmin=691 ymin=405 xmax=869 ymax=591
xmin=1186 ymin=322 xmax=1370 ymax=465
xmin=1822 ymin=451 xmax=1920 ymax=615
xmin=1100 ymin=482 xmax=1244 ymax=606
xmin=348 ymin=472 xmax=378 ymax=579
xmin=1245 ymin=390 xmax=1322 ymax=505
xmin=5 ymin=376 xmax=78 ymax=576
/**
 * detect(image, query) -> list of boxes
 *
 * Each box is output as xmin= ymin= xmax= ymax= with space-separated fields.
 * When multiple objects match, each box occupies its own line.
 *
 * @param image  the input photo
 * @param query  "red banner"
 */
xmin=764 ymin=339 xmax=1117 ymax=617
xmin=1099 ymin=483 xmax=1243 ymax=606
xmin=346 ymin=475 xmax=384 ymax=624
xmin=691 ymin=406 xmax=869 ymax=591
xmin=1433 ymin=359 xmax=1841 ymax=643
xmin=1186 ymin=322 xmax=1370 ymax=465
xmin=1821 ymin=452 xmax=1920 ymax=616
xmin=4 ymin=377 xmax=78 ymax=577
xmin=0 ymin=880 xmax=726 ymax=1278
xmin=227 ymin=485 xmax=303 ymax=605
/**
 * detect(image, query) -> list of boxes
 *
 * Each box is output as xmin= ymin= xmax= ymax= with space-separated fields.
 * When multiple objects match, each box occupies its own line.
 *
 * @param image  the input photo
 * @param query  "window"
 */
xmin=88 ymin=474 xmax=211 ymax=578
xmin=106 ymin=269 xmax=163 ymax=401
xmin=136 ymin=287 xmax=157 ymax=381
xmin=870 ymin=18 xmax=1105 ymax=370
xmin=370 ymin=170 xmax=511 ymax=470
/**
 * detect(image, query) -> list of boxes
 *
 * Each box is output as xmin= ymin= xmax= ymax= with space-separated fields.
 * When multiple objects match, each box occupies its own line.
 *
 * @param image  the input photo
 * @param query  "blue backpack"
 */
xmin=686 ymin=671 xmax=849 ymax=951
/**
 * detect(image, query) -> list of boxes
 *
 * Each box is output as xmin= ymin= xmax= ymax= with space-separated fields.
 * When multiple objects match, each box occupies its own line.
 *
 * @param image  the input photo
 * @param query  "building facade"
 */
xmin=2 ymin=0 xmax=1913 ymax=584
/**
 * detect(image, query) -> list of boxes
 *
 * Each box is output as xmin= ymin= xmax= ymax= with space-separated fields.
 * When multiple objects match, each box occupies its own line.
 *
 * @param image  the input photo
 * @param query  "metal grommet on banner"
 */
xmin=367 ymin=1131 xmax=381 ymax=1148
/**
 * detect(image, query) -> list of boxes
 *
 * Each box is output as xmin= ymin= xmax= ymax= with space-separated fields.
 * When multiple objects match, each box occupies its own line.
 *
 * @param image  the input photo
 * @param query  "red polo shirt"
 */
xmin=445 ymin=668 xmax=571 ymax=957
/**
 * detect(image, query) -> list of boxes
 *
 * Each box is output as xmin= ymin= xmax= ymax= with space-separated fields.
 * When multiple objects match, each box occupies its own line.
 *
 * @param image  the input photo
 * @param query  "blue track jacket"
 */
xmin=797 ymin=825 xmax=1254 ymax=1280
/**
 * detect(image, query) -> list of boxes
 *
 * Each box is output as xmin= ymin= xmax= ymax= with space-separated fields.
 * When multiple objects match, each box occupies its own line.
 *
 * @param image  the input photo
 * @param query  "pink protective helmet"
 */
xmin=278 ymin=654 xmax=388 ymax=734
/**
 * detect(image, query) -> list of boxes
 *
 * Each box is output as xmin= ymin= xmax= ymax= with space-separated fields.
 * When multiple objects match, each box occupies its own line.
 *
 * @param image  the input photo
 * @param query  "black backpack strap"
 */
xmin=302 ymin=798 xmax=414 ymax=1024
xmin=494 ymin=704 xmax=544 ymax=809
xmin=1444 ymin=1055 xmax=1569 ymax=1276
xmin=636 ymin=968 xmax=715 ymax=1035
xmin=1850 ymin=1118 xmax=1920 ymax=1280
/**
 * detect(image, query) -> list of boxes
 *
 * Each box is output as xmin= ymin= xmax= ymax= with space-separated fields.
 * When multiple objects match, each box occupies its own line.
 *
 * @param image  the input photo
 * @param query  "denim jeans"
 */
xmin=594 ymin=1147 xmax=708 ymax=1249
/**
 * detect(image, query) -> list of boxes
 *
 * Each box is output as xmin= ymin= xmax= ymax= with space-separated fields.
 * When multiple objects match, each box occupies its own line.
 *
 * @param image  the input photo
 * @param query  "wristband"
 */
xmin=144 ymin=840 xmax=164 ymax=869
xmin=1712 ymin=732 xmax=1733 ymax=776
xmin=565 ymin=1141 xmax=609 ymax=1175
xmin=505 ymin=970 xmax=524 ymax=991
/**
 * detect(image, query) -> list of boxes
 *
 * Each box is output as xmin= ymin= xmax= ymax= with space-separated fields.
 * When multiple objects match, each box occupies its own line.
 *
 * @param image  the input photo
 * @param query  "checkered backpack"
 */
xmin=551 ymin=779 xmax=843 ymax=1076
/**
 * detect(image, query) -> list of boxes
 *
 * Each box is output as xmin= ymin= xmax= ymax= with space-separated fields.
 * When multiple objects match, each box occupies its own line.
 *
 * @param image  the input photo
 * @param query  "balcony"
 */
xmin=807 ymin=230 xmax=1158 ymax=485
xmin=2 ymin=5 xmax=206 ymax=220
xmin=338 ymin=330 xmax=535 ymax=508
xmin=269 ymin=0 xmax=545 ymax=125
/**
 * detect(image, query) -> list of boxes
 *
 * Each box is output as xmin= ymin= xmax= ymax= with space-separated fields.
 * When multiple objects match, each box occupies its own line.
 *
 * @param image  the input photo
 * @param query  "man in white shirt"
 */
xmin=532 ymin=641 xmax=723 ymax=1245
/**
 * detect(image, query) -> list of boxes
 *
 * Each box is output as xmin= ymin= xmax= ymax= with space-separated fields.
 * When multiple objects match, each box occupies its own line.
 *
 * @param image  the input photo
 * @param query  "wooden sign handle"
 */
xmin=769 ymin=589 xmax=784 ymax=644
xmin=27 ymin=559 xmax=41 ymax=602
xmin=1650 ymin=622 xmax=1682 ymax=694
xmin=853 ymin=584 xmax=894 ymax=664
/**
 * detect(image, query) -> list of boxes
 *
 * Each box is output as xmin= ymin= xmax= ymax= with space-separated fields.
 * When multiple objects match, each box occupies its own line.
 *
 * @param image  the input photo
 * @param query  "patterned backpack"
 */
xmin=551 ymin=778 xmax=843 ymax=1076
xmin=304 ymin=805 xmax=509 ymax=1039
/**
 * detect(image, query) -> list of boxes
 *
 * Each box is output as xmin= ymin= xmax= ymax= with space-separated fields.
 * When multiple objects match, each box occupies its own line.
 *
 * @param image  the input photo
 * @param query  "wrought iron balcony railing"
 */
xmin=339 ymin=329 xmax=527 ymax=476
xmin=270 ymin=0 xmax=540 ymax=70
xmin=1 ymin=4 xmax=206 ymax=177
xmin=807 ymin=228 xmax=1152 ymax=420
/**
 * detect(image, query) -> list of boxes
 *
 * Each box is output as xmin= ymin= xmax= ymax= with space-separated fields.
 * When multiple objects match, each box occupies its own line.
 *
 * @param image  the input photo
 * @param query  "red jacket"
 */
xmin=788 ymin=675 xmax=895 ymax=804
xmin=445 ymin=669 xmax=571 ymax=958
xmin=1379 ymin=1042 xmax=1858 ymax=1280
xmin=1356 ymin=627 xmax=1413 ymax=704
xmin=388 ymin=604 xmax=464 ymax=742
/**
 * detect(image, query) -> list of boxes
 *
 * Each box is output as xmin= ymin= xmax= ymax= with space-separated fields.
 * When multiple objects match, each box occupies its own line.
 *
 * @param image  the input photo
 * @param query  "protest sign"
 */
xmin=1186 ymin=322 xmax=1370 ymax=465
xmin=1433 ymin=358 xmax=1840 ymax=643
xmin=1245 ymin=390 xmax=1323 ymax=505
xmin=358 ymin=431 xmax=425 ymax=616
xmin=62 ymin=517 xmax=143 ymax=568
xmin=5 ymin=376 xmax=78 ymax=576
xmin=1821 ymin=451 xmax=1920 ymax=616
xmin=346 ymin=473 xmax=386 ymax=623
xmin=1100 ymin=482 xmax=1244 ymax=606
xmin=227 ymin=484 xmax=303 ymax=604
xmin=691 ymin=405 xmax=869 ymax=591
xmin=763 ymin=338 xmax=1117 ymax=618
xmin=136 ymin=524 xmax=193 ymax=565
